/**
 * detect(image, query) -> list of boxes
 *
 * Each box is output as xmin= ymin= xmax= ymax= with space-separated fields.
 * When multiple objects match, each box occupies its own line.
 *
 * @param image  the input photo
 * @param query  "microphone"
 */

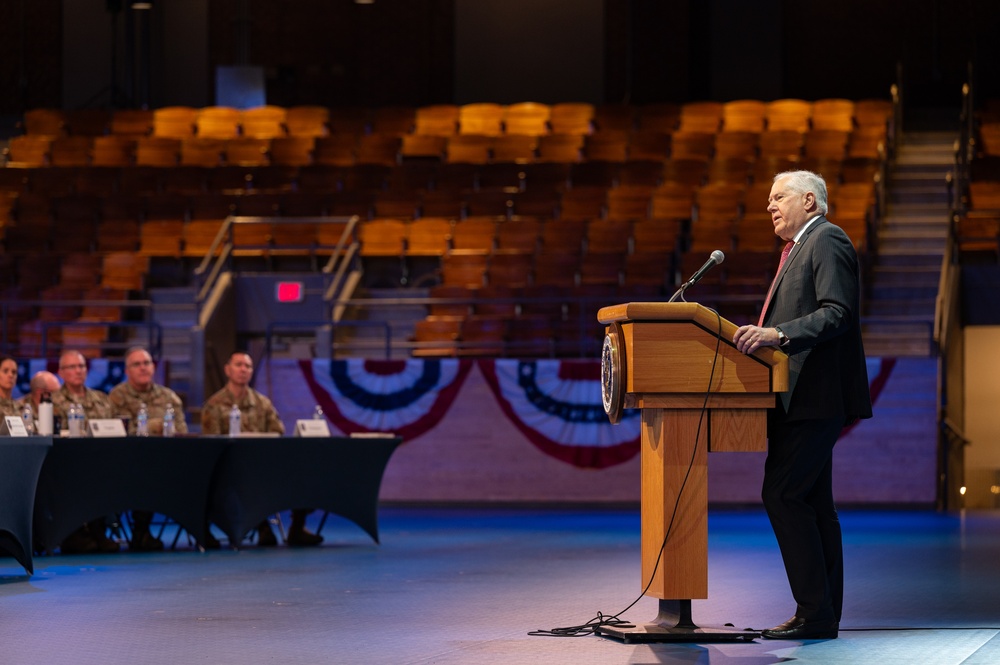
xmin=668 ymin=250 xmax=725 ymax=302
xmin=683 ymin=250 xmax=725 ymax=288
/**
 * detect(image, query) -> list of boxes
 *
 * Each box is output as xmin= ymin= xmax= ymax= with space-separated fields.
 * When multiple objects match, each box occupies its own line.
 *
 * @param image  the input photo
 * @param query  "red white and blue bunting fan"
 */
xmin=300 ymin=358 xmax=472 ymax=440
xmin=478 ymin=359 xmax=641 ymax=469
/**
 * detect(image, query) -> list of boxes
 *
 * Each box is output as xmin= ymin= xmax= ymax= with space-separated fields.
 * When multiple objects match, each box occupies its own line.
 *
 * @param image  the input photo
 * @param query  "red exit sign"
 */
xmin=275 ymin=281 xmax=305 ymax=303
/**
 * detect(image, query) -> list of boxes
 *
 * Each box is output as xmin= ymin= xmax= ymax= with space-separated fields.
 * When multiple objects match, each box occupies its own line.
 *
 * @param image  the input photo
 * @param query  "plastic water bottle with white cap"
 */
xmin=162 ymin=403 xmax=175 ymax=437
xmin=229 ymin=403 xmax=241 ymax=437
xmin=313 ymin=404 xmax=325 ymax=421
xmin=136 ymin=402 xmax=149 ymax=436
xmin=21 ymin=403 xmax=34 ymax=435
xmin=68 ymin=403 xmax=85 ymax=438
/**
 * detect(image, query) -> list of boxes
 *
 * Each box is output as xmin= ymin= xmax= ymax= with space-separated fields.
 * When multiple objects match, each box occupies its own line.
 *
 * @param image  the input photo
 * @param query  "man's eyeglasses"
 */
xmin=128 ymin=360 xmax=154 ymax=368
xmin=60 ymin=364 xmax=86 ymax=371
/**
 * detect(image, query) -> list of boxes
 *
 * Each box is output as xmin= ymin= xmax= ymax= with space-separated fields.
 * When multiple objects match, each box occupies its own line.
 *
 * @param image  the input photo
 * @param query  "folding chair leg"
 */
xmin=270 ymin=513 xmax=287 ymax=543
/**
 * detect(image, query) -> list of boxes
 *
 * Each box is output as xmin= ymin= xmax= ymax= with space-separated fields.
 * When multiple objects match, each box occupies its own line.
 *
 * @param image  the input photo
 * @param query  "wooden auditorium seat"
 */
xmin=196 ymin=106 xmax=242 ymax=139
xmin=446 ymin=134 xmax=492 ymax=164
xmin=440 ymin=249 xmax=489 ymax=288
xmin=414 ymin=105 xmax=460 ymax=137
xmin=225 ymin=137 xmax=271 ymax=167
xmin=722 ymin=100 xmax=767 ymax=133
xmin=635 ymin=103 xmax=681 ymax=133
xmin=91 ymin=135 xmax=136 ymax=167
xmin=456 ymin=314 xmax=508 ymax=357
xmin=459 ymin=103 xmax=504 ymax=136
xmin=765 ymin=99 xmax=812 ymax=133
xmin=549 ymin=103 xmax=595 ymax=135
xmin=678 ymin=101 xmax=723 ymax=133
xmin=49 ymin=137 xmax=92 ymax=166
xmin=240 ymin=106 xmax=288 ymax=139
xmin=110 ymin=109 xmax=154 ymax=137
xmin=21 ymin=108 xmax=67 ymax=137
xmin=411 ymin=316 xmax=461 ymax=357
xmin=285 ymin=105 xmax=330 ymax=137
xmin=503 ymin=102 xmax=551 ymax=136
xmin=4 ymin=136 xmax=52 ymax=167
xmin=152 ymin=106 xmax=198 ymax=138
xmin=811 ymin=99 xmax=856 ymax=132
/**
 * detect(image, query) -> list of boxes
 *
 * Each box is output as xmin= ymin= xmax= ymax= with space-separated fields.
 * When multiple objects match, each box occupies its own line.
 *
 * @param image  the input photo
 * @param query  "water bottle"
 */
xmin=21 ymin=403 xmax=34 ymax=435
xmin=136 ymin=402 xmax=149 ymax=436
xmin=68 ymin=403 xmax=85 ymax=438
xmin=162 ymin=403 xmax=175 ymax=438
xmin=228 ymin=403 xmax=241 ymax=437
xmin=313 ymin=404 xmax=325 ymax=421
xmin=38 ymin=392 xmax=54 ymax=436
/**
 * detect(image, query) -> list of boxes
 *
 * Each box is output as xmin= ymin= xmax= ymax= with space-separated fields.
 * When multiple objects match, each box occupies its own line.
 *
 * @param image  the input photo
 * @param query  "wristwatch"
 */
xmin=775 ymin=327 xmax=789 ymax=347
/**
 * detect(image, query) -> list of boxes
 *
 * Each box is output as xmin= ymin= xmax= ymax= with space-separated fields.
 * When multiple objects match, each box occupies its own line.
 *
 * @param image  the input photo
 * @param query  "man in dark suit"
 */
xmin=733 ymin=170 xmax=872 ymax=640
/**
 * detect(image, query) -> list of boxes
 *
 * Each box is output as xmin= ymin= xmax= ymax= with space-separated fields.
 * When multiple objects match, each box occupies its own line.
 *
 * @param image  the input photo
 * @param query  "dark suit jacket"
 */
xmin=761 ymin=216 xmax=873 ymax=423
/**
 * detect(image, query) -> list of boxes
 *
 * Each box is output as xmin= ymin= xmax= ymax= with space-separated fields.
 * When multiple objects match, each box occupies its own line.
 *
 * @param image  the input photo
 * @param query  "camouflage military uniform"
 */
xmin=51 ymin=384 xmax=114 ymax=429
xmin=201 ymin=387 xmax=285 ymax=435
xmin=0 ymin=396 xmax=21 ymax=419
xmin=108 ymin=381 xmax=187 ymax=435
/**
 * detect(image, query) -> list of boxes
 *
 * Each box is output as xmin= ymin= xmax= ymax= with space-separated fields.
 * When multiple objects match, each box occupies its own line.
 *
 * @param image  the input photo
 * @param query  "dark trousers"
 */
xmin=762 ymin=415 xmax=844 ymax=623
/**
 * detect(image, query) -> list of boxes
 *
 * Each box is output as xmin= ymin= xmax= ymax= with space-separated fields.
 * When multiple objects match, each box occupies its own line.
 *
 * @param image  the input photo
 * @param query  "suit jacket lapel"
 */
xmin=772 ymin=216 xmax=826 ymax=296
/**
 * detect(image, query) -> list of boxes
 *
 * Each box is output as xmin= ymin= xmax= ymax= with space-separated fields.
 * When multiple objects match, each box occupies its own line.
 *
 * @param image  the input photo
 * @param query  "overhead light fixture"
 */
xmin=131 ymin=1 xmax=153 ymax=9
xmin=355 ymin=0 xmax=375 ymax=4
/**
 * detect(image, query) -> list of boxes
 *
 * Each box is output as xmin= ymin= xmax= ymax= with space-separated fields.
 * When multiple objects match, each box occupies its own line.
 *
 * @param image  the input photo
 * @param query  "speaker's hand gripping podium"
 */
xmin=596 ymin=302 xmax=788 ymax=643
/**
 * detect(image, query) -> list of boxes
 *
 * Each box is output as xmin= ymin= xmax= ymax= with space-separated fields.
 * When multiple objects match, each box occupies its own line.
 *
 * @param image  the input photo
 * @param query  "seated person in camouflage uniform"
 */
xmin=53 ymin=350 xmax=120 ymax=554
xmin=201 ymin=351 xmax=323 ymax=547
xmin=109 ymin=346 xmax=188 ymax=552
xmin=0 ymin=354 xmax=19 ymax=419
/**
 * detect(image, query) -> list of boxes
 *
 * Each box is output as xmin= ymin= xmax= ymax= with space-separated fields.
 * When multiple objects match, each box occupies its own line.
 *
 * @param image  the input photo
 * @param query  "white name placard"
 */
xmin=295 ymin=419 xmax=331 ymax=437
xmin=1 ymin=416 xmax=29 ymax=437
xmin=88 ymin=418 xmax=128 ymax=438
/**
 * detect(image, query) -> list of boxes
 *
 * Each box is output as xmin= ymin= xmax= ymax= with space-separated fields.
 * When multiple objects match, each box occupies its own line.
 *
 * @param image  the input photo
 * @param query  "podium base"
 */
xmin=595 ymin=600 xmax=759 ymax=644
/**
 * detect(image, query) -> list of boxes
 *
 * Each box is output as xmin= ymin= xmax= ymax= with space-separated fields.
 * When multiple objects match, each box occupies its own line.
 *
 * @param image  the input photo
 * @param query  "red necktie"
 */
xmin=757 ymin=241 xmax=795 ymax=327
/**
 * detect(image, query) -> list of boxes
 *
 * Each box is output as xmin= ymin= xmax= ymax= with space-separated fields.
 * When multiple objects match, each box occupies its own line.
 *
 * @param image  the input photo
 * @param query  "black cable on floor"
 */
xmin=530 ymin=309 xmax=725 ymax=638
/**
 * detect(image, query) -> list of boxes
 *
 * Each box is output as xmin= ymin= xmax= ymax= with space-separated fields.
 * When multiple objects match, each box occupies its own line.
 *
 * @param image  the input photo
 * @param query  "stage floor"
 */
xmin=2 ymin=507 xmax=999 ymax=664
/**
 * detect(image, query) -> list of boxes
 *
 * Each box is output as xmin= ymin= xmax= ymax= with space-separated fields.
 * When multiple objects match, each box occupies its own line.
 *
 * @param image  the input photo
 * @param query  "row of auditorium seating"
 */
xmin=0 ymin=156 xmax=883 ymax=204
xmin=15 ymin=99 xmax=894 ymax=140
xmin=0 ymin=179 xmax=877 ymax=256
xmin=2 ymin=126 xmax=887 ymax=168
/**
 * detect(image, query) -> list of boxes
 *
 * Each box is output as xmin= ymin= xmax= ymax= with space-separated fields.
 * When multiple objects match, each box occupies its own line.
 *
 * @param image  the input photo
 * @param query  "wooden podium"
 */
xmin=595 ymin=302 xmax=788 ymax=643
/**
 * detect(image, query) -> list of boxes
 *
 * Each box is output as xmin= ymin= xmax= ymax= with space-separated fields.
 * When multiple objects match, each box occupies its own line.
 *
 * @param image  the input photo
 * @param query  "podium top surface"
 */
xmin=597 ymin=301 xmax=788 ymax=372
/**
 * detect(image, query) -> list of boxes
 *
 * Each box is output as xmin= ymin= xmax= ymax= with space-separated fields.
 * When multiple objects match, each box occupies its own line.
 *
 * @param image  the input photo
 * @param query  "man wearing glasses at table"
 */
xmin=51 ymin=349 xmax=121 ymax=553
xmin=109 ymin=346 xmax=188 ymax=551
xmin=52 ymin=349 xmax=115 ymax=429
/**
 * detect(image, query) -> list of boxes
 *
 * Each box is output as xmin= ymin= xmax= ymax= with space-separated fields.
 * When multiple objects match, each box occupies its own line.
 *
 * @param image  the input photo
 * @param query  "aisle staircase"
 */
xmin=862 ymin=131 xmax=954 ymax=357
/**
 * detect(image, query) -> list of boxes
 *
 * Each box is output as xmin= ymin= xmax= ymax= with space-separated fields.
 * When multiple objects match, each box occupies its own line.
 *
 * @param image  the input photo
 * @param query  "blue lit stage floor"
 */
xmin=2 ymin=508 xmax=999 ymax=665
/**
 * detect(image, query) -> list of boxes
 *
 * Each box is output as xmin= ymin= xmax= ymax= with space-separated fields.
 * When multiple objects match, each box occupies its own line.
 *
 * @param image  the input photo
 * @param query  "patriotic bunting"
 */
xmin=478 ymin=359 xmax=641 ymax=469
xmin=300 ymin=358 xmax=472 ymax=440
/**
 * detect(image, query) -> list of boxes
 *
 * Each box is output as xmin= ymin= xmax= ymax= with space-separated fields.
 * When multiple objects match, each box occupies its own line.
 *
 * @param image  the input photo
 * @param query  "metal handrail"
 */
xmin=40 ymin=320 xmax=163 ymax=359
xmin=264 ymin=320 xmax=392 ymax=360
xmin=0 ymin=298 xmax=154 ymax=355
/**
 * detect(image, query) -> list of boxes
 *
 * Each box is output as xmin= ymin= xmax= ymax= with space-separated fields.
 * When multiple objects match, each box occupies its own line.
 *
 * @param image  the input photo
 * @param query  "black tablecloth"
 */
xmin=207 ymin=436 xmax=403 ymax=545
xmin=31 ymin=435 xmax=403 ymax=555
xmin=0 ymin=437 xmax=52 ymax=574
xmin=33 ymin=437 xmax=228 ymax=554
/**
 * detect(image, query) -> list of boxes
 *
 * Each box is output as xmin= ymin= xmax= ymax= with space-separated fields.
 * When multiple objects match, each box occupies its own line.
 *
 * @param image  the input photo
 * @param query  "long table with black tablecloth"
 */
xmin=207 ymin=435 xmax=403 ymax=545
xmin=33 ymin=437 xmax=229 ymax=554
xmin=31 ymin=435 xmax=403 ymax=557
xmin=0 ymin=437 xmax=53 ymax=574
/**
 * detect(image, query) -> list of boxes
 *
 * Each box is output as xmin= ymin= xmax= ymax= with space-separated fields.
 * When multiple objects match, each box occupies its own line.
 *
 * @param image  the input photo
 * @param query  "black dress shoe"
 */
xmin=61 ymin=530 xmax=99 ymax=555
xmin=761 ymin=616 xmax=839 ymax=640
xmin=256 ymin=525 xmax=279 ymax=547
xmin=129 ymin=531 xmax=165 ymax=552
xmin=286 ymin=528 xmax=323 ymax=547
